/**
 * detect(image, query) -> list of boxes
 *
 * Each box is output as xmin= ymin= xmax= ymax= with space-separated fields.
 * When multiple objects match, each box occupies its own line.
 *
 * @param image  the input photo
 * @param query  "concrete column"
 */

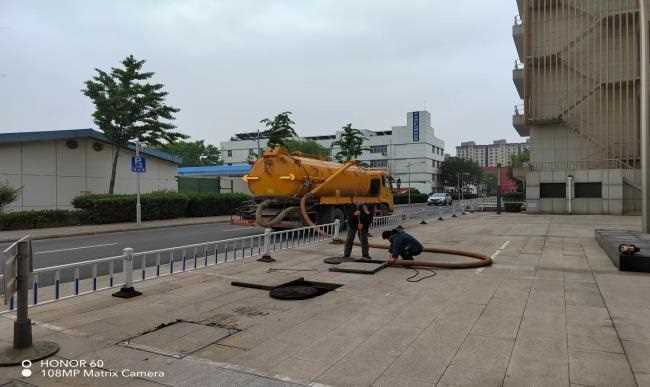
xmin=642 ymin=0 xmax=650 ymax=232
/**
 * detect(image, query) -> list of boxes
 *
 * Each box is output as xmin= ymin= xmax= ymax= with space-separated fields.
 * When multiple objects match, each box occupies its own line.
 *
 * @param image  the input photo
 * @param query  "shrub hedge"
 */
xmin=393 ymin=193 xmax=429 ymax=205
xmin=0 ymin=192 xmax=251 ymax=231
xmin=502 ymin=192 xmax=525 ymax=202
xmin=504 ymin=202 xmax=523 ymax=212
xmin=186 ymin=193 xmax=250 ymax=217
xmin=0 ymin=210 xmax=83 ymax=230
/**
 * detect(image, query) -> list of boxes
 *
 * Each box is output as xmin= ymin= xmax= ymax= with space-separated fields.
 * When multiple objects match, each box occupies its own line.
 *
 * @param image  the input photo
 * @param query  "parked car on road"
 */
xmin=427 ymin=192 xmax=452 ymax=206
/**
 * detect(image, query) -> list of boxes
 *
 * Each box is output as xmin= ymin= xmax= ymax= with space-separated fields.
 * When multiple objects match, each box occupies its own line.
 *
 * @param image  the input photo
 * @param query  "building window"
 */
xmin=249 ymin=148 xmax=255 ymax=156
xmin=369 ymin=160 xmax=388 ymax=168
xmin=369 ymin=145 xmax=388 ymax=156
xmin=227 ymin=150 xmax=232 ymax=157
xmin=575 ymin=183 xmax=602 ymax=198
xmin=540 ymin=183 xmax=566 ymax=198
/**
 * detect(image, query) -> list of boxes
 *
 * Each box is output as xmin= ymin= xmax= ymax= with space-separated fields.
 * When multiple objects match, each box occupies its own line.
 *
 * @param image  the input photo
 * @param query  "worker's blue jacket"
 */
xmin=388 ymin=230 xmax=423 ymax=257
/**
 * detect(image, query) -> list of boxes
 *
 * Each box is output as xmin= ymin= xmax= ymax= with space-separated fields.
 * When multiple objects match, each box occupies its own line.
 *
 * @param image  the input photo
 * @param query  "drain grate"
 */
xmin=120 ymin=321 xmax=237 ymax=358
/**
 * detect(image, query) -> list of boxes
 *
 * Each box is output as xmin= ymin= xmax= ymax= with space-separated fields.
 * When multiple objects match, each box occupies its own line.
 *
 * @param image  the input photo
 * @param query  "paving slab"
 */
xmin=1 ymin=213 xmax=649 ymax=386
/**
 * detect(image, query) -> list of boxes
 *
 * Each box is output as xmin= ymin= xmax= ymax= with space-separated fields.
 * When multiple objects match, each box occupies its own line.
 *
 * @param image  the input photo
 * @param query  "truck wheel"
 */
xmin=320 ymin=207 xmax=345 ymax=226
xmin=377 ymin=204 xmax=390 ymax=216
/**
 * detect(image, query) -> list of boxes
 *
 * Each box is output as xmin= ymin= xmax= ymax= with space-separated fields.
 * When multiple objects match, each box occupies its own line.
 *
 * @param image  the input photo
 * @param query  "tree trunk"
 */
xmin=109 ymin=146 xmax=120 ymax=194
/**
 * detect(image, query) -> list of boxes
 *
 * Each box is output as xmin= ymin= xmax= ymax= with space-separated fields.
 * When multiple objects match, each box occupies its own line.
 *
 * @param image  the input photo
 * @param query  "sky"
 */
xmin=0 ymin=0 xmax=522 ymax=153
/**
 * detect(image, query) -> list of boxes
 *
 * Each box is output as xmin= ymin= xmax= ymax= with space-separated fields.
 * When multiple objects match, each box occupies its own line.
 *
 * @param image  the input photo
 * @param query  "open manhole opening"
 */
xmin=232 ymin=278 xmax=342 ymax=300
xmin=269 ymin=279 xmax=342 ymax=300
xmin=120 ymin=320 xmax=238 ymax=358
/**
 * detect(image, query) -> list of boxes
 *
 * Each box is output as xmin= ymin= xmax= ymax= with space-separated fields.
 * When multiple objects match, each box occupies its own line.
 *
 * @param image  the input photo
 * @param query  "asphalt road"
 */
xmin=0 ymin=222 xmax=265 ymax=271
xmin=0 ymin=202 xmax=456 ymax=282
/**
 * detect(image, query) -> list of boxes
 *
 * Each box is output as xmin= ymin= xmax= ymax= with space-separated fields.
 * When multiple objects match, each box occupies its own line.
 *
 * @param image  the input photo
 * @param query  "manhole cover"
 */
xmin=270 ymin=285 xmax=321 ymax=300
xmin=121 ymin=322 xmax=234 ymax=358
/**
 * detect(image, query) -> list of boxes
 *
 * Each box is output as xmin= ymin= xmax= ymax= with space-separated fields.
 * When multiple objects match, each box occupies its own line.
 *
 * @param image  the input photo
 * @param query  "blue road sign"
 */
xmin=131 ymin=156 xmax=146 ymax=173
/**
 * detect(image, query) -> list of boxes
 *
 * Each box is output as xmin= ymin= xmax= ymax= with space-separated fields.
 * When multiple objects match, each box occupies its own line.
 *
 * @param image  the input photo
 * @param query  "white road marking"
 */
xmin=35 ymin=242 xmax=118 ymax=255
xmin=477 ymin=240 xmax=511 ymax=273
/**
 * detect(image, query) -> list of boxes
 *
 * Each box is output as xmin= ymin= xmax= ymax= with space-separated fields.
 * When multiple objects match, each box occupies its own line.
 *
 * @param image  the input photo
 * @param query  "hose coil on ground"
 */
xmin=341 ymin=240 xmax=493 ymax=269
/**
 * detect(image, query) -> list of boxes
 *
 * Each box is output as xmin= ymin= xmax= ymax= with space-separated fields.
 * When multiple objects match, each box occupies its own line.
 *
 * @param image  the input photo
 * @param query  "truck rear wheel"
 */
xmin=319 ymin=206 xmax=346 ymax=226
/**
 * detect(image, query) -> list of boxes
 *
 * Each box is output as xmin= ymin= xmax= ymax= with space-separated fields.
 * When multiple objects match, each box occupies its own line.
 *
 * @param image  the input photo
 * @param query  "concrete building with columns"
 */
xmin=512 ymin=0 xmax=642 ymax=214
xmin=0 ymin=129 xmax=181 ymax=211
xmin=220 ymin=111 xmax=446 ymax=194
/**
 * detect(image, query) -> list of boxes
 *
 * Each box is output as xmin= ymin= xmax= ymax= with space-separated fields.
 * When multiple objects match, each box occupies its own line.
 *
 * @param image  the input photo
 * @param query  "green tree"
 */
xmin=0 ymin=182 xmax=19 ymax=212
xmin=284 ymin=139 xmax=330 ymax=159
xmin=481 ymin=172 xmax=498 ymax=195
xmin=331 ymin=124 xmax=369 ymax=162
xmin=82 ymin=55 xmax=187 ymax=194
xmin=162 ymin=140 xmax=221 ymax=166
xmin=260 ymin=111 xmax=297 ymax=148
xmin=439 ymin=157 xmax=483 ymax=187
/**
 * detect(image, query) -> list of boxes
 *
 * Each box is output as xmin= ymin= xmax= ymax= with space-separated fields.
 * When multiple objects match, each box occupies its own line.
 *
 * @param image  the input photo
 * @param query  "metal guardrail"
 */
xmin=1 ymin=199 xmax=482 ymax=312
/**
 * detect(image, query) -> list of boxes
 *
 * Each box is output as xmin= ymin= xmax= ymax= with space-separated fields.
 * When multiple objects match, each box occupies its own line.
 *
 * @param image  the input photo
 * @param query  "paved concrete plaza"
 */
xmin=0 ymin=213 xmax=648 ymax=386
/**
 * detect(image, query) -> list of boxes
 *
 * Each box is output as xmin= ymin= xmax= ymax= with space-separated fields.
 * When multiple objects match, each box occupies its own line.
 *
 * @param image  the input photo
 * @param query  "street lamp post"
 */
xmin=406 ymin=161 xmax=426 ymax=206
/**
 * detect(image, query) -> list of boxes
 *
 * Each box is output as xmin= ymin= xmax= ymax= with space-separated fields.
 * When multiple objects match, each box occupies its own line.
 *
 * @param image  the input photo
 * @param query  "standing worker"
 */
xmin=382 ymin=228 xmax=423 ymax=264
xmin=343 ymin=204 xmax=373 ymax=260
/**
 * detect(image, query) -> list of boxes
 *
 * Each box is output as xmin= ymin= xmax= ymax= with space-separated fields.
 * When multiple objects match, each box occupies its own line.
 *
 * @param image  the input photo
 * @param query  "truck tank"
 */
xmin=242 ymin=147 xmax=394 ymax=228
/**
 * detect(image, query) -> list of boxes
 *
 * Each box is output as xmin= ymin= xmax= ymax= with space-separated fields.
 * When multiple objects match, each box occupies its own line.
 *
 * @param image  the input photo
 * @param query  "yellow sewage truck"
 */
xmin=241 ymin=147 xmax=394 ymax=228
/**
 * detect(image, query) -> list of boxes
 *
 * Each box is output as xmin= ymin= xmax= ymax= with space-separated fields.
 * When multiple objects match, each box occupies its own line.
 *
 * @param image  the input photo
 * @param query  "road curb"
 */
xmin=0 ymin=218 xmax=233 ymax=243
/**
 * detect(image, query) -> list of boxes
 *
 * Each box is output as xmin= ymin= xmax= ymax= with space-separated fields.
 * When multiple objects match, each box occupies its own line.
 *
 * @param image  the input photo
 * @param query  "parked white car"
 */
xmin=427 ymin=192 xmax=452 ymax=206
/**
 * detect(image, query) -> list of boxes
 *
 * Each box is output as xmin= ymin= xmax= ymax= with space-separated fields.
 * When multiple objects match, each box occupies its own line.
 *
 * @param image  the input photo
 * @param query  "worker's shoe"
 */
xmin=361 ymin=256 xmax=372 ymax=261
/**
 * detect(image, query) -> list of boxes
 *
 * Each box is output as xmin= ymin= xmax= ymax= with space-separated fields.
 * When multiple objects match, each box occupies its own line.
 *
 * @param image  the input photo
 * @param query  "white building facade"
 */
xmin=220 ymin=111 xmax=445 ymax=194
xmin=456 ymin=139 xmax=529 ymax=168
xmin=0 ymin=129 xmax=180 ymax=211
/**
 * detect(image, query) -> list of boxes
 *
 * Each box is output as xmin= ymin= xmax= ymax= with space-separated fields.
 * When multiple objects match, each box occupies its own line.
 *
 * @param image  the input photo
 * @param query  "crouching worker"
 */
xmin=343 ymin=204 xmax=373 ymax=260
xmin=382 ymin=228 xmax=423 ymax=264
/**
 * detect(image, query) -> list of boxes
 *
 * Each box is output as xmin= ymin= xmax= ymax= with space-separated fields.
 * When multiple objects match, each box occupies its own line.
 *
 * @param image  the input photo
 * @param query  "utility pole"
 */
xmin=256 ymin=129 xmax=262 ymax=158
xmin=641 ymin=0 xmax=650 ymax=233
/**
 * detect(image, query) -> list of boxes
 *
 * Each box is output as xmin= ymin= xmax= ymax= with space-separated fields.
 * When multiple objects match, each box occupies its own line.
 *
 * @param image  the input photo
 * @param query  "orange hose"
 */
xmin=348 ymin=241 xmax=493 ymax=269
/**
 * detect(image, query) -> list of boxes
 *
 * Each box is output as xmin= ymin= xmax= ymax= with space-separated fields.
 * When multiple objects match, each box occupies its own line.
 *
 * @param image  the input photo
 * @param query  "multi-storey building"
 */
xmin=512 ymin=0 xmax=641 ymax=214
xmin=220 ymin=111 xmax=446 ymax=194
xmin=456 ymin=139 xmax=529 ymax=168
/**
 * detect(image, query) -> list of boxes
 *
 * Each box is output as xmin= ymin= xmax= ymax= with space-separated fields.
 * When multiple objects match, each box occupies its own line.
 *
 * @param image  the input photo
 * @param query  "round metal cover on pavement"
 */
xmin=270 ymin=285 xmax=321 ymax=300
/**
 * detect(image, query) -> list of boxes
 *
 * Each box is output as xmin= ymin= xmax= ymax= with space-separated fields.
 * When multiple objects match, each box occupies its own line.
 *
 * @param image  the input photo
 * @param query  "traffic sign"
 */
xmin=131 ymin=156 xmax=146 ymax=173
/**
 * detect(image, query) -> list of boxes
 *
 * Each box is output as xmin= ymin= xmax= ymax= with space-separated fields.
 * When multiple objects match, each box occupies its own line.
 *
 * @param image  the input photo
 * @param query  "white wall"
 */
xmin=0 ymin=139 xmax=178 ymax=211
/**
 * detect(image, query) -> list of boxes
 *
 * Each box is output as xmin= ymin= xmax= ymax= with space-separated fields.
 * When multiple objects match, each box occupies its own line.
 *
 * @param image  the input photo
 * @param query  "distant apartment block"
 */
xmin=512 ymin=0 xmax=641 ymax=214
xmin=456 ymin=139 xmax=529 ymax=168
xmin=220 ymin=111 xmax=446 ymax=194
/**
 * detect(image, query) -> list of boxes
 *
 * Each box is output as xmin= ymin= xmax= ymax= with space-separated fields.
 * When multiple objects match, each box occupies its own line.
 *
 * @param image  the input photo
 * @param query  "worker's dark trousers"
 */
xmin=343 ymin=227 xmax=370 ymax=258
xmin=400 ymin=244 xmax=423 ymax=260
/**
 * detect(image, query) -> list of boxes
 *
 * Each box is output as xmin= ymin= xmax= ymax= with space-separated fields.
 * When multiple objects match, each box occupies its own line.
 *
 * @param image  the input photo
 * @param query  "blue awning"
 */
xmin=177 ymin=163 xmax=251 ymax=177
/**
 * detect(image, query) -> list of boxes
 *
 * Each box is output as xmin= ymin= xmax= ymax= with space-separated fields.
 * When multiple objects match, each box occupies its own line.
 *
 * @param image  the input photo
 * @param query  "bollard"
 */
xmin=112 ymin=248 xmax=142 ymax=298
xmin=420 ymin=209 xmax=428 ymax=224
xmin=0 ymin=238 xmax=59 ymax=365
xmin=437 ymin=206 xmax=444 ymax=221
xmin=257 ymin=228 xmax=276 ymax=262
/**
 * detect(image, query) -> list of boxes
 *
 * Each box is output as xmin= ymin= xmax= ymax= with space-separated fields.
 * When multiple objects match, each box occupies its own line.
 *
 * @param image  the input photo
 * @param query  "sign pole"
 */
xmin=136 ymin=141 xmax=142 ymax=225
